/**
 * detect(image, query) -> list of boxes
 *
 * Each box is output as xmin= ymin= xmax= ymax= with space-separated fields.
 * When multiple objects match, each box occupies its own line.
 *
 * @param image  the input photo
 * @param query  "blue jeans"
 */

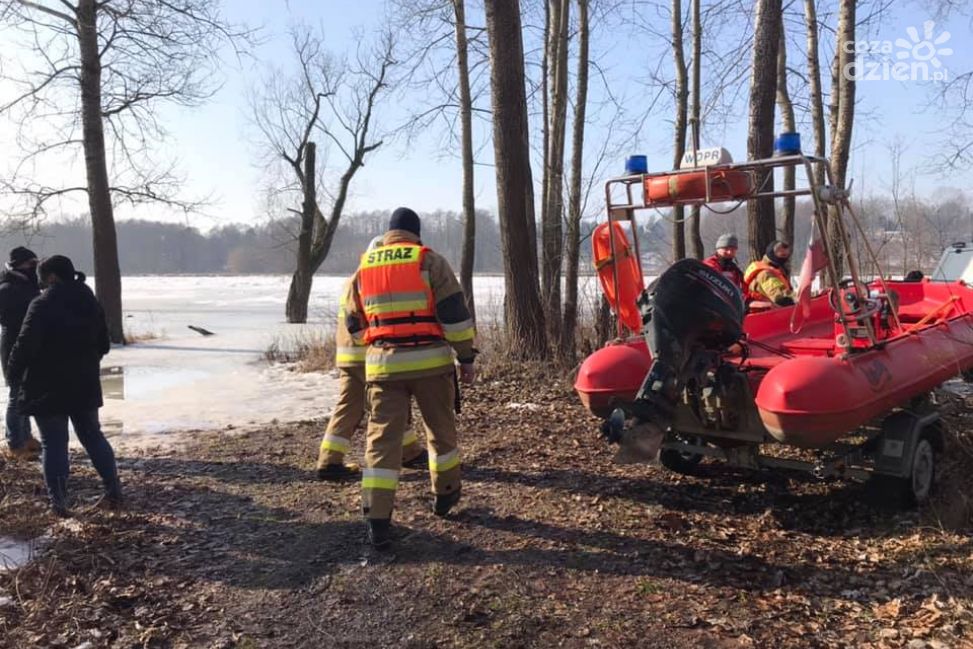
xmin=35 ymin=410 xmax=118 ymax=504
xmin=5 ymin=378 xmax=31 ymax=449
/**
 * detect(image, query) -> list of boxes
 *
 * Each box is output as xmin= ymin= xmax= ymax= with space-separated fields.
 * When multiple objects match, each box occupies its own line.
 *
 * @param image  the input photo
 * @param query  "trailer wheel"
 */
xmin=871 ymin=432 xmax=938 ymax=507
xmin=660 ymin=434 xmax=705 ymax=475
xmin=908 ymin=436 xmax=936 ymax=505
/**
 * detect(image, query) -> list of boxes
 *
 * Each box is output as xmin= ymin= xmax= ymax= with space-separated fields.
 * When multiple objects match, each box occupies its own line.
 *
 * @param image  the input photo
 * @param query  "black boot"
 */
xmin=433 ymin=487 xmax=462 ymax=517
xmin=317 ymin=463 xmax=361 ymax=482
xmin=401 ymin=449 xmax=429 ymax=470
xmin=103 ymin=477 xmax=124 ymax=510
xmin=49 ymin=477 xmax=71 ymax=518
xmin=366 ymin=518 xmax=393 ymax=550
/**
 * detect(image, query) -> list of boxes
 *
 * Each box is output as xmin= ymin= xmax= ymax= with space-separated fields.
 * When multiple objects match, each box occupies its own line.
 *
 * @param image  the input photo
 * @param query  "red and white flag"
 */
xmin=790 ymin=219 xmax=828 ymax=333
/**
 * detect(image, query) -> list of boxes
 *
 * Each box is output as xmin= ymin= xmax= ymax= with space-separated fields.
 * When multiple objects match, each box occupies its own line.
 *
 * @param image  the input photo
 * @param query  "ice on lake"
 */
xmin=0 ymin=275 xmax=516 ymax=445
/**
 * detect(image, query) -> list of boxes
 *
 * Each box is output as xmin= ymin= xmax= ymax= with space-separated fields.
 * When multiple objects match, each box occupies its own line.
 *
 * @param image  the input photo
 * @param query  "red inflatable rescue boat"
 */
xmin=577 ymin=150 xmax=966 ymax=502
xmin=576 ymin=280 xmax=973 ymax=448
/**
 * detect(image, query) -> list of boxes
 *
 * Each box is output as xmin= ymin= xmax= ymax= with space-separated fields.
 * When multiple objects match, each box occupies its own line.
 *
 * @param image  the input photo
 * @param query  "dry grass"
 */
xmin=123 ymin=330 xmax=162 ymax=345
xmin=264 ymin=331 xmax=336 ymax=373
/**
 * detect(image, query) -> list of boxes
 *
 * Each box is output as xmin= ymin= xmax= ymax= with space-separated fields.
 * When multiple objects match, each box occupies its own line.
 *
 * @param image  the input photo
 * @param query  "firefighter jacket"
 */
xmin=743 ymin=256 xmax=794 ymax=305
xmin=344 ymin=230 xmax=475 ymax=381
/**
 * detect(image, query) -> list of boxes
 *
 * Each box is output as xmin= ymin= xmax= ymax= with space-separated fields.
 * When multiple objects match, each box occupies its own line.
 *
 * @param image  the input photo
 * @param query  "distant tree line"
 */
xmin=3 ymin=210 xmax=517 ymax=275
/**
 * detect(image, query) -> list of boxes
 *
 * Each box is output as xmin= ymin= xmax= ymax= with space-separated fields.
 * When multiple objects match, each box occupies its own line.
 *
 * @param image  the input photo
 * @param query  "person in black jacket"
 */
xmin=0 ymin=246 xmax=41 ymax=458
xmin=7 ymin=255 xmax=121 ymax=516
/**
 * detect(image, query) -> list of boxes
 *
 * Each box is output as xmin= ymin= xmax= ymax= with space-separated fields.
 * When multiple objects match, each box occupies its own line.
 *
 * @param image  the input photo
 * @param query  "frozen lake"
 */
xmin=0 ymin=274 xmax=533 ymax=444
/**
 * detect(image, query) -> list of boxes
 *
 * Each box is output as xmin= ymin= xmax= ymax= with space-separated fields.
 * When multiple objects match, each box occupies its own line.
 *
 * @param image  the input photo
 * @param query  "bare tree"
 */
xmin=390 ymin=0 xmax=487 ymax=321
xmin=803 ymin=0 xmax=827 ymax=187
xmin=0 ymin=0 xmax=252 ymax=342
xmin=671 ymin=0 xmax=688 ymax=260
xmin=484 ymin=0 xmax=548 ymax=357
xmin=561 ymin=0 xmax=589 ymax=359
xmin=687 ymin=0 xmax=704 ymax=259
xmin=746 ymin=0 xmax=782 ymax=261
xmin=827 ymin=0 xmax=856 ymax=280
xmin=776 ymin=22 xmax=796 ymax=245
xmin=251 ymin=28 xmax=395 ymax=323
xmin=541 ymin=0 xmax=570 ymax=340
xmin=452 ymin=0 xmax=478 ymax=322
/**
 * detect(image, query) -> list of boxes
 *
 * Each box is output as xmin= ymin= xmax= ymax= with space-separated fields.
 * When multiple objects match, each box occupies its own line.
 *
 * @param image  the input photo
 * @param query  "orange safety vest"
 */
xmin=743 ymin=260 xmax=792 ymax=303
xmin=357 ymin=243 xmax=445 ymax=346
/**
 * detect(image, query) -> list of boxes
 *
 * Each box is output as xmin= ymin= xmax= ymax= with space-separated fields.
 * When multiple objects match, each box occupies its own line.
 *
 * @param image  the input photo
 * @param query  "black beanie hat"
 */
xmin=38 ymin=255 xmax=77 ymax=283
xmin=9 ymin=246 xmax=37 ymax=267
xmin=766 ymin=240 xmax=791 ymax=267
xmin=388 ymin=207 xmax=421 ymax=237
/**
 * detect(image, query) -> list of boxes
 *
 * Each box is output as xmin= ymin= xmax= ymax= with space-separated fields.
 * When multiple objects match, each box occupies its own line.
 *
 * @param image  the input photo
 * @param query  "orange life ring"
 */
xmin=644 ymin=169 xmax=752 ymax=205
xmin=592 ymin=222 xmax=645 ymax=333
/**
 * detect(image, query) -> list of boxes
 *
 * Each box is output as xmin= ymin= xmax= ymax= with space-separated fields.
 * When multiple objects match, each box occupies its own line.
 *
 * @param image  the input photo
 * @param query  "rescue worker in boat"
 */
xmin=743 ymin=240 xmax=795 ymax=307
xmin=315 ymin=236 xmax=428 ymax=481
xmin=702 ymin=233 xmax=744 ymax=292
xmin=344 ymin=207 xmax=477 ymax=549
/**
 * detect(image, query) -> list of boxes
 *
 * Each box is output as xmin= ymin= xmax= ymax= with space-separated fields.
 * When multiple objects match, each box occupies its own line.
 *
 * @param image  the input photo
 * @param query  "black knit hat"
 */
xmin=766 ymin=240 xmax=791 ymax=267
xmin=38 ymin=255 xmax=76 ymax=283
xmin=8 ymin=246 xmax=37 ymax=267
xmin=388 ymin=207 xmax=421 ymax=237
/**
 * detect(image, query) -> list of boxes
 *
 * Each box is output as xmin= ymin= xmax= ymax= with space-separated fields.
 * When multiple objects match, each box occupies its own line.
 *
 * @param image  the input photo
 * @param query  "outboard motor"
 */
xmin=629 ymin=258 xmax=745 ymax=421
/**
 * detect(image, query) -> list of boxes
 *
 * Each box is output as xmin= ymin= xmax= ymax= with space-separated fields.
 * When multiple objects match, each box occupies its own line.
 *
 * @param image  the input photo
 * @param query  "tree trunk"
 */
xmin=561 ymin=0 xmax=589 ymax=360
xmin=828 ymin=0 xmax=856 ymax=281
xmin=453 ymin=0 xmax=477 ymax=322
xmin=746 ymin=0 xmax=782 ymax=262
xmin=77 ymin=0 xmax=124 ymax=344
xmin=671 ymin=0 xmax=688 ymax=261
xmin=687 ymin=0 xmax=704 ymax=259
xmin=542 ymin=0 xmax=569 ymax=340
xmin=285 ymin=142 xmax=316 ymax=323
xmin=805 ymin=0 xmax=826 ymax=186
xmin=484 ymin=0 xmax=548 ymax=357
xmin=776 ymin=25 xmax=796 ymax=246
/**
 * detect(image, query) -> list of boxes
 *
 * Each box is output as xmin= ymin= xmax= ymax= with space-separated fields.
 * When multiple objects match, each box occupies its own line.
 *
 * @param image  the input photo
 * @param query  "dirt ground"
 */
xmin=1 ymin=370 xmax=971 ymax=648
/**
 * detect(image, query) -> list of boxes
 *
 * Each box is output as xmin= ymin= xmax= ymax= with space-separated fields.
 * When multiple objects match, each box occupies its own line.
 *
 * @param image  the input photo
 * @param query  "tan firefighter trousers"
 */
xmin=362 ymin=372 xmax=460 ymax=519
xmin=317 ymin=366 xmax=421 ymax=469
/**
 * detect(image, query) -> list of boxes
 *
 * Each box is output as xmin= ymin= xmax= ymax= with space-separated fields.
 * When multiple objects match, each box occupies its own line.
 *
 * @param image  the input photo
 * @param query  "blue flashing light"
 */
xmin=774 ymin=132 xmax=802 ymax=156
xmin=625 ymin=155 xmax=648 ymax=175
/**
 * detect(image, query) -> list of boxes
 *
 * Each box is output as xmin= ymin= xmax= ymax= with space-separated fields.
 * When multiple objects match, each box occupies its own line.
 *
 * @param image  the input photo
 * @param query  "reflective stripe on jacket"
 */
xmin=335 ymin=279 xmax=366 ymax=368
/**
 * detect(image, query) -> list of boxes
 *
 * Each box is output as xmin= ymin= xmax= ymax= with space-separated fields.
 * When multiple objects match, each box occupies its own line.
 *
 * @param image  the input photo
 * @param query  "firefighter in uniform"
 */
xmin=344 ymin=207 xmax=476 ymax=549
xmin=316 ymin=238 xmax=427 ymax=481
xmin=743 ymin=240 xmax=795 ymax=307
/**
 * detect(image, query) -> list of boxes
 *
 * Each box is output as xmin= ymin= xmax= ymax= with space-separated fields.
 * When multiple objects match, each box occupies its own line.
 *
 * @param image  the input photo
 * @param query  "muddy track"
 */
xmin=1 ymin=374 xmax=971 ymax=648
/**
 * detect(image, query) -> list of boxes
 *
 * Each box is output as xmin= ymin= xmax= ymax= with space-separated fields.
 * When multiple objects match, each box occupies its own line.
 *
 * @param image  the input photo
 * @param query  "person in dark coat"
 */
xmin=0 ymin=246 xmax=41 ymax=458
xmin=6 ymin=255 xmax=121 ymax=516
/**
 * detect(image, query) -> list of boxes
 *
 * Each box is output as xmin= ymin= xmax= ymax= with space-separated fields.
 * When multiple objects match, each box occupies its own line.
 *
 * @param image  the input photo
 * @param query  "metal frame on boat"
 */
xmin=602 ymin=153 xmax=900 ymax=352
